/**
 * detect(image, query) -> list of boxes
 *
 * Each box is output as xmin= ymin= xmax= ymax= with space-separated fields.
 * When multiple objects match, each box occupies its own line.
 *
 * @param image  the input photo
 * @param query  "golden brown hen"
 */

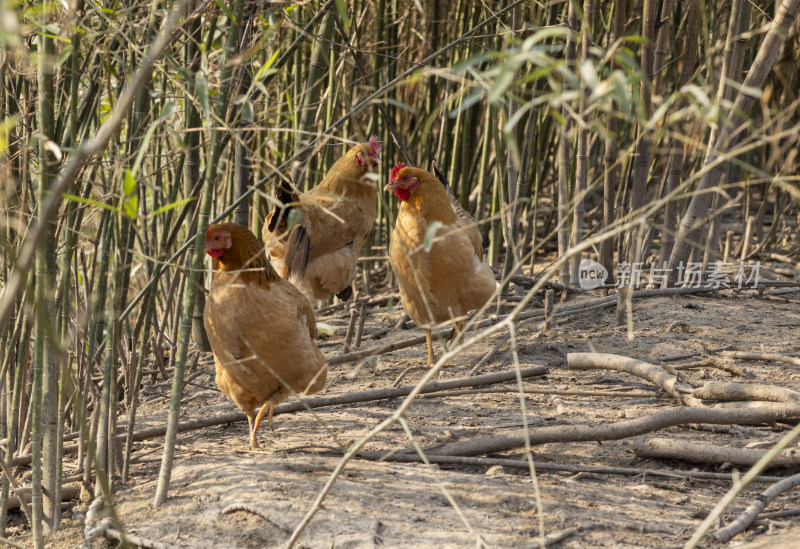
xmin=263 ymin=137 xmax=381 ymax=302
xmin=204 ymin=223 xmax=326 ymax=449
xmin=385 ymin=163 xmax=496 ymax=366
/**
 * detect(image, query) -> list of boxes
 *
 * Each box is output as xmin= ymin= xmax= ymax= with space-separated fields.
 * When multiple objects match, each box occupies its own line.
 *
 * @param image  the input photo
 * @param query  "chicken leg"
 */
xmin=249 ymin=399 xmax=276 ymax=450
xmin=246 ymin=413 xmax=261 ymax=450
xmin=450 ymin=319 xmax=466 ymax=345
xmin=425 ymin=329 xmax=436 ymax=368
xmin=425 ymin=329 xmax=459 ymax=369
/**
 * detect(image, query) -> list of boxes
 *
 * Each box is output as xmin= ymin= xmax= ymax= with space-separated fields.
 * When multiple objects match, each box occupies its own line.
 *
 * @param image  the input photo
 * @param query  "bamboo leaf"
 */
xmin=334 ymin=0 xmax=349 ymax=28
xmin=287 ymin=208 xmax=301 ymax=230
xmin=423 ymin=221 xmax=443 ymax=252
xmin=196 ymin=72 xmax=210 ymax=125
xmin=122 ymin=169 xmax=138 ymax=219
xmin=214 ymin=0 xmax=236 ymax=22
xmin=150 ymin=196 xmax=197 ymax=217
xmin=131 ymin=101 xmax=177 ymax=175
xmin=254 ymin=50 xmax=279 ymax=82
xmin=62 ymin=193 xmax=123 ymax=215
xmin=316 ymin=322 xmax=336 ymax=336
xmin=0 ymin=116 xmax=17 ymax=152
xmin=56 ymin=45 xmax=73 ymax=67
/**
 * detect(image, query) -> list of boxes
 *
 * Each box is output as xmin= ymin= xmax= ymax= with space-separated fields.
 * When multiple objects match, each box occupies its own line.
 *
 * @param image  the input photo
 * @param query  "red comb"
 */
xmin=389 ymin=162 xmax=406 ymax=182
xmin=369 ymin=135 xmax=382 ymax=156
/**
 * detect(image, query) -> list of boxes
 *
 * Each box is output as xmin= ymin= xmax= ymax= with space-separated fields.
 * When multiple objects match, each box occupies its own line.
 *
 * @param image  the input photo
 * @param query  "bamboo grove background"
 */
xmin=1 ymin=0 xmax=799 ymax=544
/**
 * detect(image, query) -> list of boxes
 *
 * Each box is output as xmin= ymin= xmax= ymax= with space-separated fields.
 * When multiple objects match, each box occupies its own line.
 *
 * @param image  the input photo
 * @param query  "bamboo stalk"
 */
xmin=570 ymin=0 xmax=595 ymax=285
xmin=667 ymin=0 xmax=800 ymax=282
xmin=154 ymin=0 xmax=247 ymax=507
xmin=557 ymin=1 xmax=578 ymax=285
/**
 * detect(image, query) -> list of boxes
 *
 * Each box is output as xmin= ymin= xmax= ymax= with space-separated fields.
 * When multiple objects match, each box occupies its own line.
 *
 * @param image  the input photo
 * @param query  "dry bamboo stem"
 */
xmin=713 ymin=472 xmax=800 ymax=542
xmin=567 ymin=352 xmax=694 ymax=403
xmin=414 ymin=404 xmax=800 ymax=457
xmin=693 ymin=381 xmax=800 ymax=403
xmin=717 ymin=351 xmax=800 ymax=367
xmin=331 ymin=285 xmax=724 ymax=366
xmin=352 ymin=451 xmax=788 ymax=484
xmin=9 ymin=367 xmax=548 ymax=467
xmin=102 ymin=527 xmax=182 ymax=549
xmin=633 ymin=437 xmax=800 ymax=468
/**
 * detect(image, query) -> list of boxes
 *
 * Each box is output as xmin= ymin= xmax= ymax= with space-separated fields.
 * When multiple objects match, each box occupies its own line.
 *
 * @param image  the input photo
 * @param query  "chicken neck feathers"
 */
xmin=204 ymin=223 xmax=325 ymax=419
xmin=389 ymin=169 xmax=495 ymax=327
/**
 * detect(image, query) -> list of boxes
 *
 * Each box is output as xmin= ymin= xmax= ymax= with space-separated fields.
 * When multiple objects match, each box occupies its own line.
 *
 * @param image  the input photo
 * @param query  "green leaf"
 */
xmin=334 ymin=0 xmax=349 ymax=28
xmin=159 ymin=101 xmax=177 ymax=119
xmin=0 ymin=116 xmax=18 ymax=153
xmin=123 ymin=169 xmax=136 ymax=197
xmin=122 ymin=169 xmax=138 ymax=219
xmin=316 ymin=322 xmax=336 ymax=336
xmin=196 ymin=72 xmax=210 ymax=124
xmin=151 ymin=196 xmax=197 ymax=217
xmin=242 ymin=99 xmax=254 ymax=123
xmin=254 ymin=49 xmax=279 ymax=82
xmin=56 ymin=45 xmax=73 ymax=67
xmin=287 ymin=208 xmax=301 ymax=230
xmin=62 ymin=193 xmax=123 ymax=215
xmin=214 ymin=0 xmax=236 ymax=22
xmin=423 ymin=221 xmax=442 ymax=252
xmin=526 ymin=26 xmax=572 ymax=45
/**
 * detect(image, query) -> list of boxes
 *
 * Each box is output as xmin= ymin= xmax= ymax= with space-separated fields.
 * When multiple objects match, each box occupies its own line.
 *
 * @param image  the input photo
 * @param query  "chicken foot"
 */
xmin=246 ymin=414 xmax=261 ymax=450
xmin=424 ymin=329 xmax=459 ymax=369
xmin=249 ymin=400 xmax=276 ymax=450
xmin=448 ymin=320 xmax=466 ymax=346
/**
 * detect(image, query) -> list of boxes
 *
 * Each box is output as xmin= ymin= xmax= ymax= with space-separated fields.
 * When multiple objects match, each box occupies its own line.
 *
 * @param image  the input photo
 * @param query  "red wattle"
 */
xmin=207 ymin=248 xmax=223 ymax=258
xmin=394 ymin=188 xmax=410 ymax=201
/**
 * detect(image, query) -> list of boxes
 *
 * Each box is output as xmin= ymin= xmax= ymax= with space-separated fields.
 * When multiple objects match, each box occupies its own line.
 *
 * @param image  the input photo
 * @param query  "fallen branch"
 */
xmin=103 ymin=527 xmax=182 ymax=549
xmin=10 ymin=367 xmax=547 ymax=466
xmin=686 ymin=420 xmax=800 ymax=549
xmin=351 ymin=451 xmax=788 ymax=483
xmin=331 ymin=286 xmax=723 ymax=366
xmin=567 ymin=352 xmax=697 ymax=404
xmin=717 ymin=351 xmax=800 ymax=367
xmin=693 ymin=381 xmax=800 ymax=403
xmin=0 ymin=536 xmax=29 ymax=549
xmin=632 ymin=437 xmax=800 ymax=468
xmin=220 ymin=503 xmax=291 ymax=533
xmin=468 ymin=334 xmax=511 ymax=376
xmin=657 ymin=345 xmax=732 ymax=362
xmin=412 ymin=404 xmax=800 ymax=457
xmin=6 ymin=482 xmax=81 ymax=511
xmin=528 ymin=527 xmax=579 ymax=548
xmin=675 ymin=356 xmax=750 ymax=377
xmin=419 ymin=386 xmax=661 ymax=400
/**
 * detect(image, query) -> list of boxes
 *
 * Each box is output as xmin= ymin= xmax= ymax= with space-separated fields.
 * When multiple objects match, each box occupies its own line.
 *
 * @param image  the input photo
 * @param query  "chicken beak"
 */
xmin=384 ymin=182 xmax=396 ymax=192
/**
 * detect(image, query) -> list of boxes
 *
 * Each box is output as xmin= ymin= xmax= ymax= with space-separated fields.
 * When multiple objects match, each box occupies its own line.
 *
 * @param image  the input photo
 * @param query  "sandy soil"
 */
xmin=12 ymin=278 xmax=800 ymax=548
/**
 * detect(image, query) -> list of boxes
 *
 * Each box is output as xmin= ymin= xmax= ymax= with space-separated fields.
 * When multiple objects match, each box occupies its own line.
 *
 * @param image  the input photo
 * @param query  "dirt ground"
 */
xmin=14 ymin=274 xmax=800 ymax=548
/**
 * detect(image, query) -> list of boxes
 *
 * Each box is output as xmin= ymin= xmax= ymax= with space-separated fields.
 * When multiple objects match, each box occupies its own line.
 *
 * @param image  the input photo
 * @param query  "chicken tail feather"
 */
xmin=432 ymin=160 xmax=449 ymax=189
xmin=267 ymin=173 xmax=299 ymax=234
xmin=284 ymin=224 xmax=310 ymax=286
xmin=432 ymin=160 xmax=477 ymax=226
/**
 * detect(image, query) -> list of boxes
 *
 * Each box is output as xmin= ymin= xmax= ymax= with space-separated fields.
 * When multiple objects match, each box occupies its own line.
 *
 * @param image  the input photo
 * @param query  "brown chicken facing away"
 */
xmin=204 ymin=222 xmax=326 ymax=449
xmin=385 ymin=163 xmax=496 ymax=367
xmin=263 ymin=136 xmax=382 ymax=302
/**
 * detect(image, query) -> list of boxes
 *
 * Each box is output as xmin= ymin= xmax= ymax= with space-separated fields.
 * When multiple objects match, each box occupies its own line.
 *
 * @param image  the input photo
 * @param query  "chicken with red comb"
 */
xmin=385 ymin=163 xmax=496 ymax=366
xmin=204 ymin=223 xmax=326 ymax=449
xmin=263 ymin=137 xmax=382 ymax=303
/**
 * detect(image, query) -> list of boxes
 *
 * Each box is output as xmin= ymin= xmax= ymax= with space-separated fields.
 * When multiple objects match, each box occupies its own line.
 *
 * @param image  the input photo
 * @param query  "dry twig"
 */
xmin=633 ymin=437 xmax=800 ymax=468
xmin=412 ymin=404 xmax=800 ymax=457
